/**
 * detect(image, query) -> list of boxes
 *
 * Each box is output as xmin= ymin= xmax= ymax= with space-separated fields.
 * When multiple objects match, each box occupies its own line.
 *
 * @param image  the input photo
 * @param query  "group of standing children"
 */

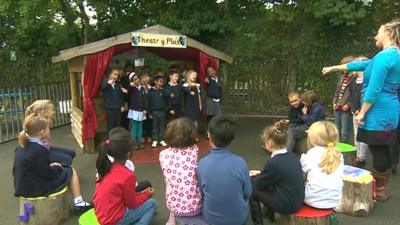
xmin=102 ymin=65 xmax=223 ymax=149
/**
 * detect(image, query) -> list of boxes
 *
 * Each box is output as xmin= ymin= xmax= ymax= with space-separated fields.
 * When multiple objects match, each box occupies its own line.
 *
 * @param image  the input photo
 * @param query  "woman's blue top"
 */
xmin=346 ymin=46 xmax=400 ymax=131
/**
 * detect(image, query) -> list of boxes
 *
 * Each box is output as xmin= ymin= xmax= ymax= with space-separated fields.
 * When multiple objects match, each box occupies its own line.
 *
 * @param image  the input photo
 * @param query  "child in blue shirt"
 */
xmin=197 ymin=115 xmax=252 ymax=225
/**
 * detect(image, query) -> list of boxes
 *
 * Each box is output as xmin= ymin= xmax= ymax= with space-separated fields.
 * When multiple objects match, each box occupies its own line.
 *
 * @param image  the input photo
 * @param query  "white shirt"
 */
xmin=271 ymin=148 xmax=288 ymax=158
xmin=300 ymin=146 xmax=344 ymax=209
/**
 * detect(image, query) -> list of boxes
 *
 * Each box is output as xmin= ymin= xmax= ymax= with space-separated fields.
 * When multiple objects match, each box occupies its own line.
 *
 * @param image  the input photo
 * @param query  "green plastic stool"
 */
xmin=79 ymin=208 xmax=100 ymax=225
xmin=336 ymin=142 xmax=356 ymax=165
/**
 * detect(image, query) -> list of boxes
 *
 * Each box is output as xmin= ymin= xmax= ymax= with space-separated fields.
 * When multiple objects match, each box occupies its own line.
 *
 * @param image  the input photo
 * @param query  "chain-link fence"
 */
xmin=0 ymin=81 xmax=71 ymax=143
xmin=222 ymin=17 xmax=378 ymax=116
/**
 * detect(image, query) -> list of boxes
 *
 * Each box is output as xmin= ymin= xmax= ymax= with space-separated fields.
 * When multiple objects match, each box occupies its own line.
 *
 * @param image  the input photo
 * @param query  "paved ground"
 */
xmin=1 ymin=117 xmax=400 ymax=225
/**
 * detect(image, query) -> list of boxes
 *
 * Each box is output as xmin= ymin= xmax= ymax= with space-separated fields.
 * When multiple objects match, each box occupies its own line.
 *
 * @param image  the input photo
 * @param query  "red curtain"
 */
xmin=198 ymin=51 xmax=219 ymax=86
xmin=82 ymin=44 xmax=133 ymax=142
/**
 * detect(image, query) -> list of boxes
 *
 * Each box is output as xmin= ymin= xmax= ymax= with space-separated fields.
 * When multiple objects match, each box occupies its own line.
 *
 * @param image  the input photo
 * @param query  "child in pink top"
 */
xmin=159 ymin=118 xmax=202 ymax=225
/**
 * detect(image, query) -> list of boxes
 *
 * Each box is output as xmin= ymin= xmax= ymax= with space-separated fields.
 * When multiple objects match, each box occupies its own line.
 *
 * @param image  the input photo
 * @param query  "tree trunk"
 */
xmin=76 ymin=0 xmax=90 ymax=44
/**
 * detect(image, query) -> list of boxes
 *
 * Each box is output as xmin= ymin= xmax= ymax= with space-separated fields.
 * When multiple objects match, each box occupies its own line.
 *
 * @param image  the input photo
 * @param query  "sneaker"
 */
xmin=354 ymin=157 xmax=366 ymax=168
xmin=139 ymin=144 xmax=145 ymax=149
xmin=160 ymin=140 xmax=167 ymax=147
xmin=74 ymin=202 xmax=93 ymax=215
xmin=152 ymin=141 xmax=158 ymax=148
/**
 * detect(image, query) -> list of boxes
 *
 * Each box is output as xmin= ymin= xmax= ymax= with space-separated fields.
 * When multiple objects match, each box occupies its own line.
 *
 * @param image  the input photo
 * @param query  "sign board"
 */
xmin=131 ymin=32 xmax=187 ymax=48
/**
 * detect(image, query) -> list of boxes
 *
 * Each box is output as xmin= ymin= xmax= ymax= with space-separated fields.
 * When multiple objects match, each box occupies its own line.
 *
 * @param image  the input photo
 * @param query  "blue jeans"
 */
xmin=118 ymin=199 xmax=158 ymax=225
xmin=334 ymin=110 xmax=353 ymax=143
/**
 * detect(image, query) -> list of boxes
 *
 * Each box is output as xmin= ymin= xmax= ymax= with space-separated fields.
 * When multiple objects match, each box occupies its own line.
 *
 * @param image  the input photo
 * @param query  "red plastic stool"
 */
xmin=280 ymin=204 xmax=336 ymax=225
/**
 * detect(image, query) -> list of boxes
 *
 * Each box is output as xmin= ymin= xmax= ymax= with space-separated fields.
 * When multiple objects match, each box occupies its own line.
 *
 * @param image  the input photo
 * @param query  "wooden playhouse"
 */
xmin=52 ymin=24 xmax=233 ymax=152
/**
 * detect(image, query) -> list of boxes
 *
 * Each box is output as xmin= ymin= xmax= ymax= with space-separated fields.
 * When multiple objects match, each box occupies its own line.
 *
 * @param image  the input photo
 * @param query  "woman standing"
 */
xmin=322 ymin=20 xmax=400 ymax=201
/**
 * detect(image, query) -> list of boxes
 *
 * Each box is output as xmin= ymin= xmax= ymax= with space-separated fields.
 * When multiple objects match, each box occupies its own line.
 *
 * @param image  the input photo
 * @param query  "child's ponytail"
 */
xmin=319 ymin=142 xmax=341 ymax=174
xmin=307 ymin=121 xmax=341 ymax=174
xmin=96 ymin=127 xmax=135 ymax=181
xmin=260 ymin=119 xmax=289 ymax=149
xmin=18 ymin=113 xmax=49 ymax=148
xmin=96 ymin=141 xmax=112 ymax=181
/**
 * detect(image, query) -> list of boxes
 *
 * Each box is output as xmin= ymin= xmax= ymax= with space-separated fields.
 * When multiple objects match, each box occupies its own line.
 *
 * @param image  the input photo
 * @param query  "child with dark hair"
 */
xmin=94 ymin=127 xmax=157 ymax=225
xmin=149 ymin=75 xmax=168 ymax=147
xmin=159 ymin=118 xmax=202 ymax=225
xmin=102 ymin=68 xmax=127 ymax=132
xmin=127 ymin=74 xmax=147 ymax=149
xmin=165 ymin=72 xmax=183 ymax=122
xmin=13 ymin=114 xmax=92 ymax=214
xmin=197 ymin=115 xmax=252 ymax=225
xmin=287 ymin=90 xmax=325 ymax=152
xmin=249 ymin=120 xmax=304 ymax=224
xmin=205 ymin=66 xmax=222 ymax=123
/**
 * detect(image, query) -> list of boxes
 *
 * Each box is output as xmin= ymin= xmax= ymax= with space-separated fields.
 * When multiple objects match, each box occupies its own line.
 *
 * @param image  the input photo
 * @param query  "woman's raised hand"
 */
xmin=322 ymin=66 xmax=335 ymax=75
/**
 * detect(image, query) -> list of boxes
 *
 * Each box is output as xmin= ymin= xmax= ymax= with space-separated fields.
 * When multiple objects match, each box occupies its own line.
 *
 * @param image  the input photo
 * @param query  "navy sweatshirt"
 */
xmin=148 ymin=87 xmax=167 ymax=112
xmin=301 ymin=101 xmax=325 ymax=127
xmin=13 ymin=142 xmax=63 ymax=197
xmin=128 ymin=85 xmax=147 ymax=111
xmin=288 ymin=102 xmax=305 ymax=124
xmin=206 ymin=76 xmax=222 ymax=99
xmin=164 ymin=83 xmax=182 ymax=108
xmin=254 ymin=151 xmax=305 ymax=213
xmin=197 ymin=147 xmax=252 ymax=225
xmin=101 ymin=79 xmax=124 ymax=110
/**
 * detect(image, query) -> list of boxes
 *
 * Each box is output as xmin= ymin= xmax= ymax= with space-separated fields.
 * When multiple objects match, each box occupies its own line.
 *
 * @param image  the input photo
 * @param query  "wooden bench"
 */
xmin=336 ymin=166 xmax=374 ymax=216
xmin=280 ymin=205 xmax=335 ymax=225
xmin=19 ymin=186 xmax=73 ymax=225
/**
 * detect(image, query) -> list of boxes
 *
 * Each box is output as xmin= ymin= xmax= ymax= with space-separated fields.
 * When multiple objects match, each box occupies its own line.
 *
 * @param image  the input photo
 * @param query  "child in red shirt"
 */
xmin=94 ymin=127 xmax=157 ymax=225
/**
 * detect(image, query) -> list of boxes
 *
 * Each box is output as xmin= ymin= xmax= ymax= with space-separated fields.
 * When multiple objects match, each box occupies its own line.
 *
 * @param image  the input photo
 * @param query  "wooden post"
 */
xmin=70 ymin=72 xmax=79 ymax=109
xmin=279 ymin=205 xmax=334 ymax=225
xmin=19 ymin=187 xmax=73 ymax=225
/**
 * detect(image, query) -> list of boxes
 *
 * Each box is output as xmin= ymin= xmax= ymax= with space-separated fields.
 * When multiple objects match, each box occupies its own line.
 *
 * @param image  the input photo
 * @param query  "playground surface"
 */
xmin=1 ymin=117 xmax=400 ymax=225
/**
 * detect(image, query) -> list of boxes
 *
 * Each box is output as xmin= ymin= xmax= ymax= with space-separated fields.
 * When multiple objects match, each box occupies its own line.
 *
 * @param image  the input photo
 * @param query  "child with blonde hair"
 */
xmin=300 ymin=121 xmax=344 ymax=209
xmin=159 ymin=118 xmax=202 ymax=225
xmin=13 ymin=113 xmax=92 ymax=213
xmin=25 ymin=99 xmax=75 ymax=166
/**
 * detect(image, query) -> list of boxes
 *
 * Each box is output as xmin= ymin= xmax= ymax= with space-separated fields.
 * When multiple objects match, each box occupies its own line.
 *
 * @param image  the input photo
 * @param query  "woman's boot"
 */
xmin=372 ymin=169 xmax=391 ymax=201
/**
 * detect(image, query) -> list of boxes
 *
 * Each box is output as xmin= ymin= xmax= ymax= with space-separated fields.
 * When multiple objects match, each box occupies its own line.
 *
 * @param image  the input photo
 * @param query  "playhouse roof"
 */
xmin=52 ymin=24 xmax=233 ymax=64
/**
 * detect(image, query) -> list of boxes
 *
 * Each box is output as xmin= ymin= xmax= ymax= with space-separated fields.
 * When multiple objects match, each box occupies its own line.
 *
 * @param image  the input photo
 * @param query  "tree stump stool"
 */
xmin=336 ymin=166 xmax=374 ymax=216
xmin=79 ymin=208 xmax=100 ymax=225
xmin=336 ymin=142 xmax=356 ymax=165
xmin=280 ymin=205 xmax=335 ymax=225
xmin=19 ymin=186 xmax=73 ymax=225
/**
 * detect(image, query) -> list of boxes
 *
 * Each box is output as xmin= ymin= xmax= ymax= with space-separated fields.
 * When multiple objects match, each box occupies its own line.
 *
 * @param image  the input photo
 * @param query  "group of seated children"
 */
xmin=13 ymin=100 xmax=92 ymax=214
xmin=286 ymin=90 xmax=326 ymax=152
xmin=250 ymin=119 xmax=344 ymax=225
xmin=102 ymin=64 xmax=222 ymax=149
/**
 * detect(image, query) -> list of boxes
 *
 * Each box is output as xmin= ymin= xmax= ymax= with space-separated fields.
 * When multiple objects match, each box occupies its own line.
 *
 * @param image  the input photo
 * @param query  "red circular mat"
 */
xmin=130 ymin=137 xmax=211 ymax=164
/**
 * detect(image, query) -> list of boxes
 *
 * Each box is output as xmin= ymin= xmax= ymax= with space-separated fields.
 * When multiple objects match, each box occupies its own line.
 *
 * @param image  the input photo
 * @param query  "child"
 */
xmin=127 ymin=73 xmax=147 ymax=149
xmin=197 ymin=115 xmax=252 ymax=225
xmin=94 ymin=127 xmax=157 ymax=225
xmin=13 ymin=113 xmax=92 ymax=213
xmin=348 ymin=56 xmax=369 ymax=167
xmin=183 ymin=70 xmax=201 ymax=127
xmin=101 ymin=68 xmax=127 ymax=132
xmin=141 ymin=73 xmax=153 ymax=144
xmin=149 ymin=75 xmax=168 ymax=148
xmin=333 ymin=56 xmax=355 ymax=143
xmin=249 ymin=120 xmax=304 ymax=225
xmin=287 ymin=91 xmax=305 ymax=126
xmin=300 ymin=121 xmax=344 ymax=209
xmin=159 ymin=118 xmax=202 ymax=225
xmin=205 ymin=66 xmax=222 ymax=123
xmin=287 ymin=90 xmax=325 ymax=152
xmin=25 ymin=99 xmax=75 ymax=166
xmin=165 ymin=72 xmax=182 ymax=122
